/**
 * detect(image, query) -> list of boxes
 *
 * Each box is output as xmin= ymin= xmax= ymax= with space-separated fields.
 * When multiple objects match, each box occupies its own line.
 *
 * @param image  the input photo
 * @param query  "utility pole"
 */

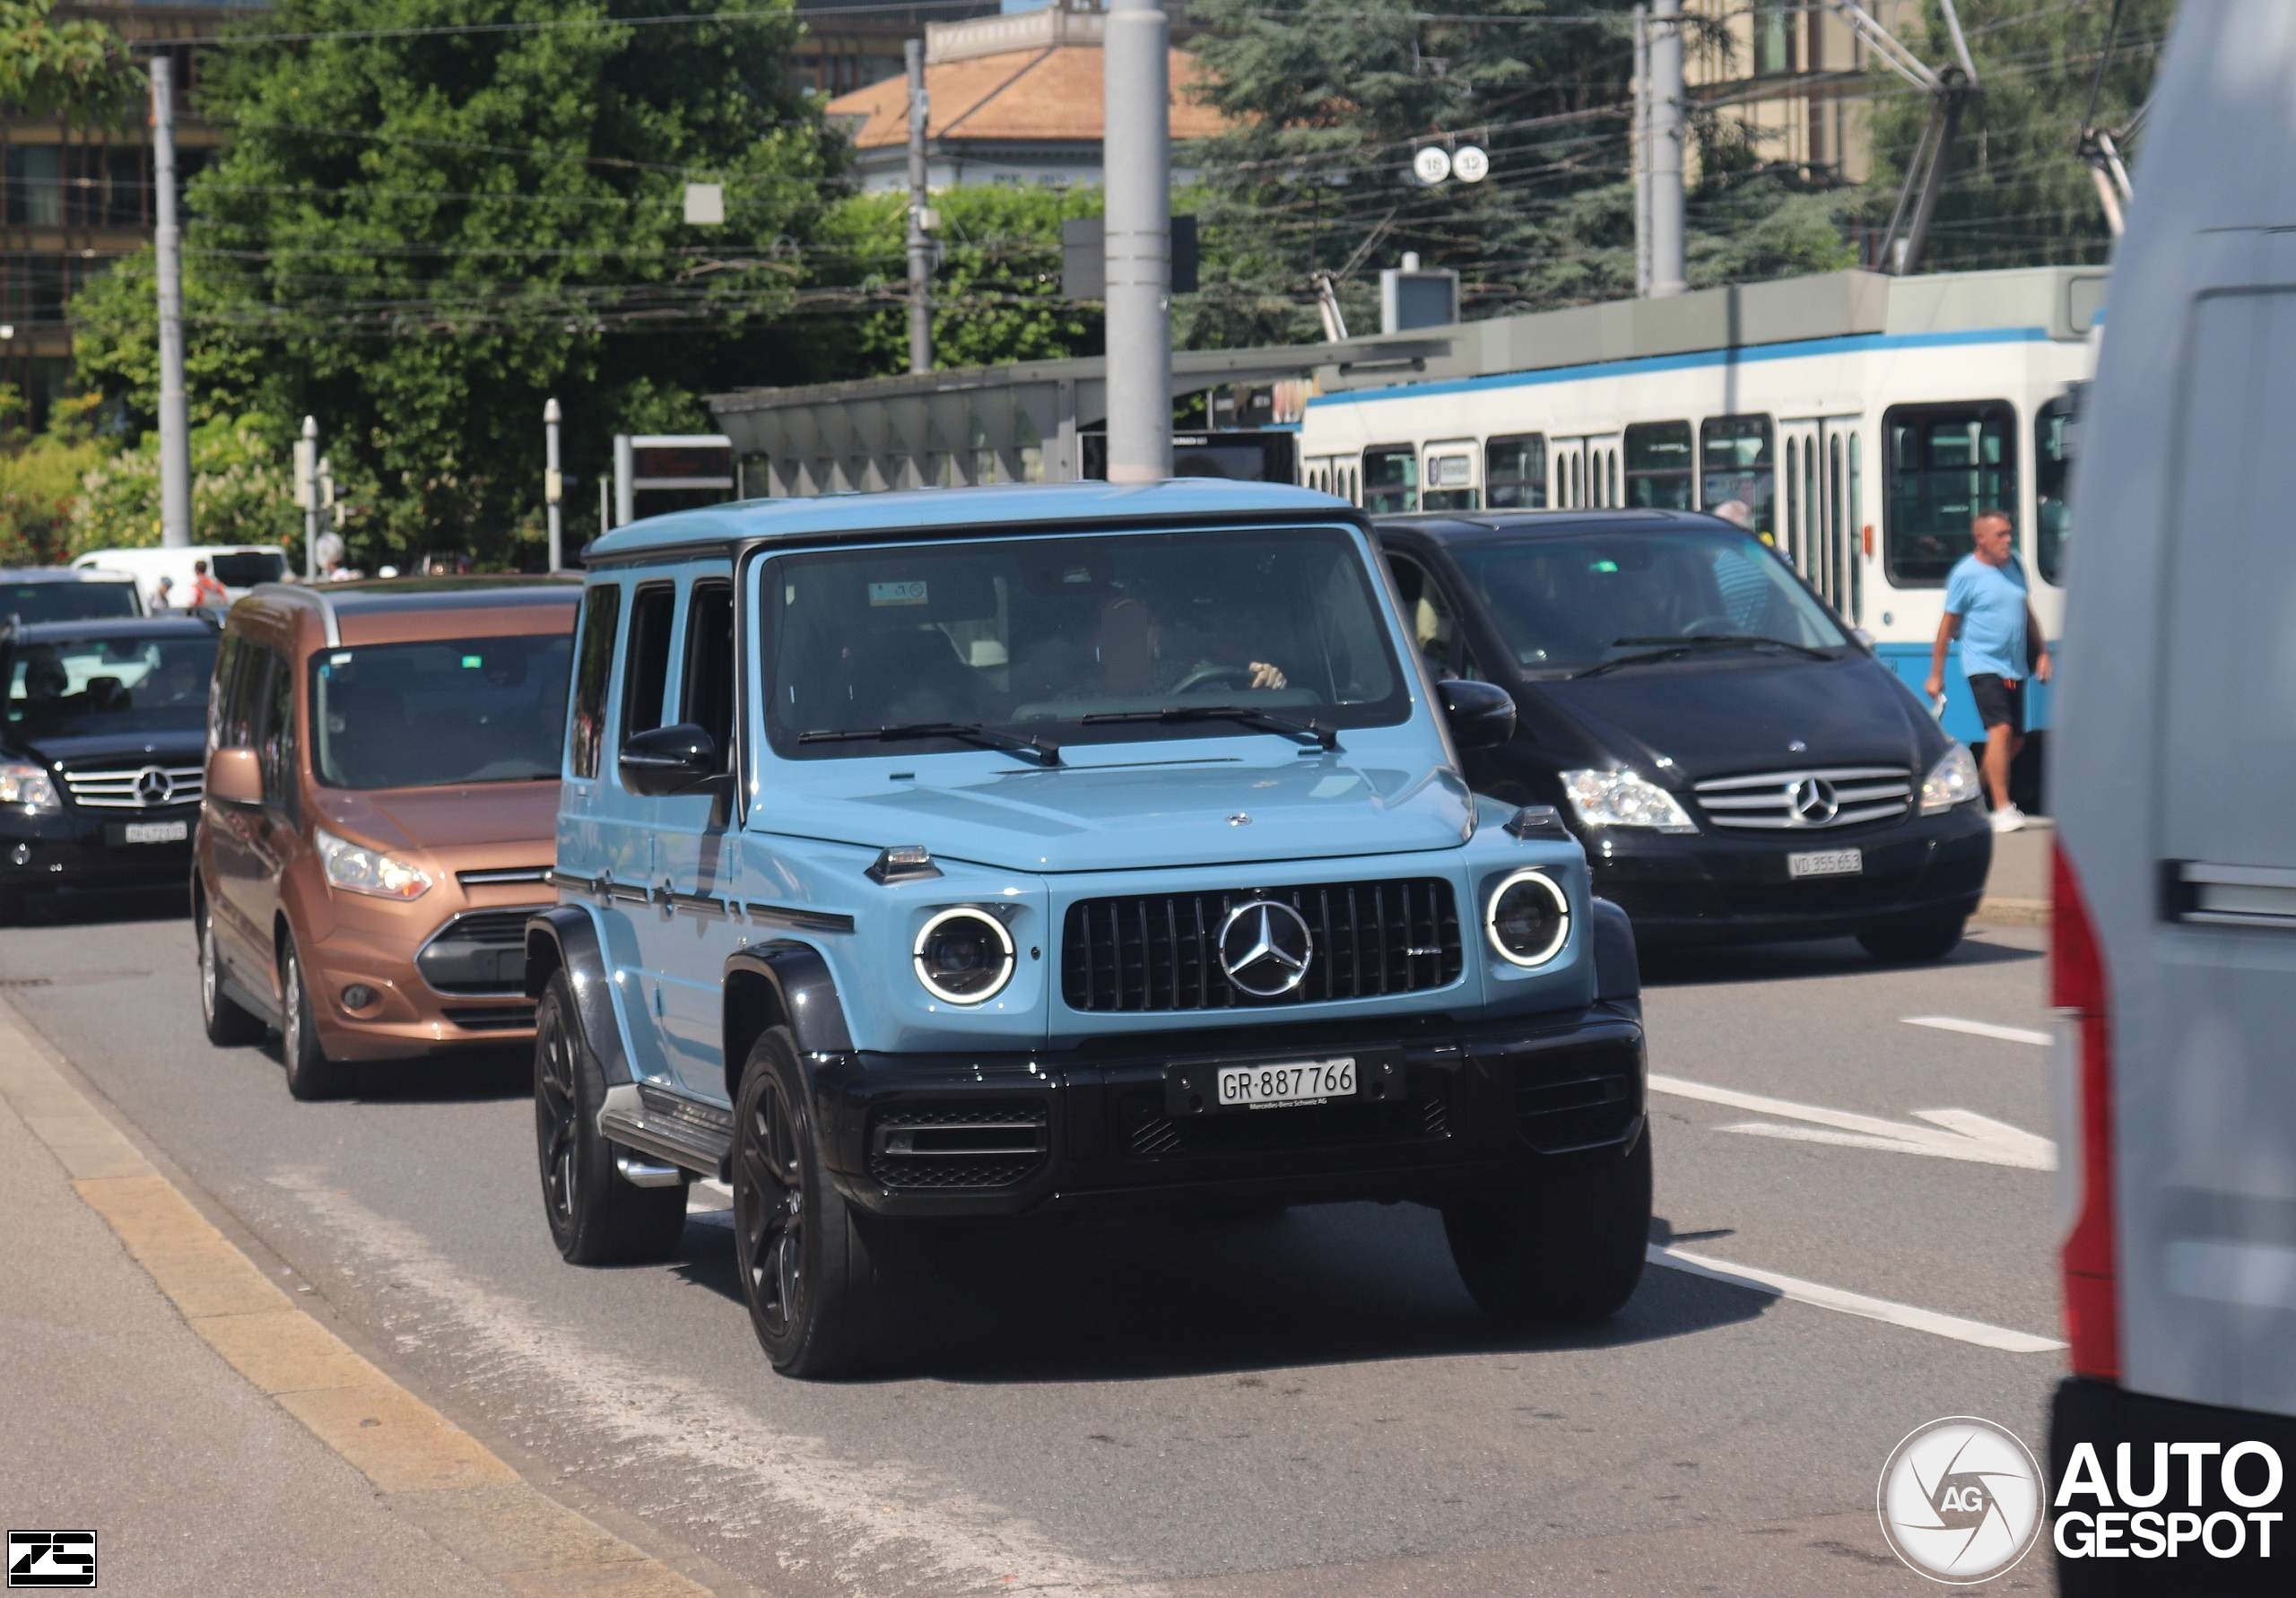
xmin=1102 ymin=0 xmax=1172 ymax=483
xmin=544 ymin=398 xmax=564 ymax=573
xmin=1633 ymin=4 xmax=1652 ymax=298
xmin=151 ymin=56 xmax=193 ymax=548
xmin=906 ymin=39 xmax=933 ymax=376
xmin=1648 ymin=0 xmax=1686 ymax=299
xmin=299 ymin=416 xmax=319 ymax=580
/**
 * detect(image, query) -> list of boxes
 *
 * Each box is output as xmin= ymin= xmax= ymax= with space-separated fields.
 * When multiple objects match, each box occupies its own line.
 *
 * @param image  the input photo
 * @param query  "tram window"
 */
xmin=1624 ymin=421 xmax=1694 ymax=509
xmin=1423 ymin=447 xmax=1479 ymax=511
xmin=1363 ymin=446 xmax=1417 ymax=514
xmin=2037 ymin=395 xmax=2074 ymax=585
xmin=1486 ymin=435 xmax=1546 ymax=508
xmin=1883 ymin=402 xmax=2016 ymax=586
xmin=1700 ymin=414 xmax=1775 ymax=537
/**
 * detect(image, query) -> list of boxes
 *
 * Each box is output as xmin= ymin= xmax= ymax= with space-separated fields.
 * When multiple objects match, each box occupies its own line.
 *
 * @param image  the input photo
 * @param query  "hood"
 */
xmin=766 ymin=754 xmax=1475 ymax=873
xmin=315 ymin=780 xmax=561 ymax=858
xmin=13 ymin=727 xmax=209 ymax=770
xmin=1535 ymin=656 xmax=1928 ymax=783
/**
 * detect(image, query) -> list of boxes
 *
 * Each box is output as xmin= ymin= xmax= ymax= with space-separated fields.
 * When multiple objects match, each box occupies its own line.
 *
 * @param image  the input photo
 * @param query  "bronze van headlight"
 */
xmin=1485 ymin=869 xmax=1570 ymax=968
xmin=913 ymin=908 xmax=1015 ymax=1004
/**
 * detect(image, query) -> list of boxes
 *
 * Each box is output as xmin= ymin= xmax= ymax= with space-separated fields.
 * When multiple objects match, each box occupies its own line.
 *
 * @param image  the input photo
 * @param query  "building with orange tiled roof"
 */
xmin=826 ymin=1 xmax=1231 ymax=192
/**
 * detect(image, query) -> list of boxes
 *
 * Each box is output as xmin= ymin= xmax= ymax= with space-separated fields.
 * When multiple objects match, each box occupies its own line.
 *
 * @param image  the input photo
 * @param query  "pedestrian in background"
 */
xmin=186 ymin=560 xmax=229 ymax=612
xmin=150 ymin=575 xmax=175 ymax=612
xmin=1925 ymin=510 xmax=2051 ymax=833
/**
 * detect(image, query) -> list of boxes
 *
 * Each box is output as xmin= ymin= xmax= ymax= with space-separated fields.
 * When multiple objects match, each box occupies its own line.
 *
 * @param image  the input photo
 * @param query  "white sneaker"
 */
xmin=1990 ymin=804 xmax=2028 ymax=834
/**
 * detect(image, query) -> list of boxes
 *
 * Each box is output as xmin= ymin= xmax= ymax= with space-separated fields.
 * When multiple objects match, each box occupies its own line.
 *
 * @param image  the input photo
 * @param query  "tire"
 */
xmin=533 ymin=971 xmax=687 ymax=1266
xmin=732 ymin=1026 xmax=902 ymax=1378
xmin=196 ymin=900 xmax=265 ymax=1047
xmin=1857 ymin=911 xmax=1967 ymax=965
xmin=1443 ymin=1126 xmax=1652 ymax=1327
xmin=280 ymin=935 xmax=359 ymax=1101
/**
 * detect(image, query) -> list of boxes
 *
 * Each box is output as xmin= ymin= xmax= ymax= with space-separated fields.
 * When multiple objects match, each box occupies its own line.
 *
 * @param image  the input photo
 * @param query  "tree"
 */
xmin=0 ymin=0 xmax=138 ymax=124
xmin=73 ymin=0 xmax=838 ymax=568
xmin=1865 ymin=0 xmax=2173 ymax=273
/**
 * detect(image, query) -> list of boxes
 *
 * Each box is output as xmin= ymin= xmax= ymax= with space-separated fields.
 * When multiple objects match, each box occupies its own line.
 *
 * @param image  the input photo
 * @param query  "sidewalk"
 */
xmin=0 ymin=1001 xmax=710 ymax=1596
xmin=1976 ymin=818 xmax=2049 ymax=925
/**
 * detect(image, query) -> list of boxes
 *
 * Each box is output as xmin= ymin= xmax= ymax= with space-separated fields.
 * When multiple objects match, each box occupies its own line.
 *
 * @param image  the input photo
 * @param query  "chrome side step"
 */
xmin=598 ymin=1082 xmax=733 ymax=1180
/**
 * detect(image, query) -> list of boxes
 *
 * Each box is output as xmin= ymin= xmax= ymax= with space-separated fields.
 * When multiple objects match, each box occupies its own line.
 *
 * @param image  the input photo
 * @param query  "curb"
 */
xmin=0 ymin=999 xmax=718 ymax=1597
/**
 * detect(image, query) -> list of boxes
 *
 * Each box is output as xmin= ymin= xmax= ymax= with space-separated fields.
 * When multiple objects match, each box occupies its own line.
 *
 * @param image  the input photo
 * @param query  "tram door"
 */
xmin=1778 ymin=415 xmax=1865 ymax=625
xmin=1551 ymin=433 xmax=1623 ymax=509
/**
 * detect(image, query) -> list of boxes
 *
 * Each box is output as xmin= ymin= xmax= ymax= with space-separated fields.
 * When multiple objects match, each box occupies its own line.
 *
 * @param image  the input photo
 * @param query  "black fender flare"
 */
xmin=524 ymin=904 xmax=633 ymax=1087
xmin=722 ymin=941 xmax=853 ymax=1102
xmin=1588 ymin=897 xmax=1641 ymax=1005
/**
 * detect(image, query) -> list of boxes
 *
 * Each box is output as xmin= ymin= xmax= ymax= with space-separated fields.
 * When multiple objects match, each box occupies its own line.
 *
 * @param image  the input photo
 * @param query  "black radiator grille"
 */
xmin=1062 ymin=878 xmax=1462 ymax=1013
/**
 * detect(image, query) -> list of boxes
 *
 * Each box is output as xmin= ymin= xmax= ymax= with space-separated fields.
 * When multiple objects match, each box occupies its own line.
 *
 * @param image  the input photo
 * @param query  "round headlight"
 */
xmin=913 ymin=908 xmax=1016 ymax=1005
xmin=1485 ymin=869 xmax=1570 ymax=968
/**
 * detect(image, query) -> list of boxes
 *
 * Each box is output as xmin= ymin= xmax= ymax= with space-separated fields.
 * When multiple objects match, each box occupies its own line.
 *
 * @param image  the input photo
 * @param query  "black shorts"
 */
xmin=1968 ymin=673 xmax=2024 ymax=732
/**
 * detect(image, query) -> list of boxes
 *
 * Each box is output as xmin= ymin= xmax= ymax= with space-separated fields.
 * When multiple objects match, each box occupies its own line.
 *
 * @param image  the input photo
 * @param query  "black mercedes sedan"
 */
xmin=1378 ymin=509 xmax=1991 ymax=960
xmin=2 ymin=615 xmax=218 ymax=922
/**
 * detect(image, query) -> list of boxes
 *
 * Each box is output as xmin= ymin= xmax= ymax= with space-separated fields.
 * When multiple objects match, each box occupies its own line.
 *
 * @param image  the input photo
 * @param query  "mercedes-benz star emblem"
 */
xmin=1217 ymin=899 xmax=1314 ymax=997
xmin=1787 ymin=776 xmax=1839 ymax=826
xmin=135 ymin=767 xmax=173 ymax=806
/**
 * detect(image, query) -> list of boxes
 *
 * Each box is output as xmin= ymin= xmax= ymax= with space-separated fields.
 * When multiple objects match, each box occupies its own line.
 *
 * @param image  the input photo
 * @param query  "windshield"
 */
xmin=763 ymin=526 xmax=1408 ymax=758
xmin=310 ymin=634 xmax=570 ymax=788
xmin=210 ymin=551 xmax=285 ymax=589
xmin=4 ymin=580 xmax=140 ymax=624
xmin=6 ymin=632 xmax=216 ymax=739
xmin=1453 ymin=526 xmax=1851 ymax=677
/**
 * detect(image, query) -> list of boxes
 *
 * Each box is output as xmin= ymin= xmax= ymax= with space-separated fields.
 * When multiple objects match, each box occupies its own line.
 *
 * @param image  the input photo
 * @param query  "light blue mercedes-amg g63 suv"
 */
xmin=526 ymin=480 xmax=1649 ymax=1376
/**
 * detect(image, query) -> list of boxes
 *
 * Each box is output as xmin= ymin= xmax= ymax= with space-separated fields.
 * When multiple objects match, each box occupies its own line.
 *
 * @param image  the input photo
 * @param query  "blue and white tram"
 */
xmin=1298 ymin=265 xmax=2100 ymax=746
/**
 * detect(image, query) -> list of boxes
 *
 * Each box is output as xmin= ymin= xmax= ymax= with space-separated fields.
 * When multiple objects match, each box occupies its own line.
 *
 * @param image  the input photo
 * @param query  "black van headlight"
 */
xmin=913 ymin=908 xmax=1015 ymax=1004
xmin=1485 ymin=869 xmax=1570 ymax=968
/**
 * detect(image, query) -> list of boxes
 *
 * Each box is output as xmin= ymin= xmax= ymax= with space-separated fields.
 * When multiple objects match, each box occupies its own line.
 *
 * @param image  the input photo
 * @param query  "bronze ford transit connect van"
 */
xmin=195 ymin=578 xmax=578 ymax=1098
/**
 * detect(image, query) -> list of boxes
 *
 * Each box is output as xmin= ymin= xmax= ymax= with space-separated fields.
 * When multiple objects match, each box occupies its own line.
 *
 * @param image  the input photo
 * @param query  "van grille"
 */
xmin=416 ymin=908 xmax=541 ymax=995
xmin=1062 ymin=878 xmax=1461 ymax=1013
xmin=1692 ymin=766 xmax=1912 ymax=830
xmin=63 ymin=764 xmax=204 ymax=810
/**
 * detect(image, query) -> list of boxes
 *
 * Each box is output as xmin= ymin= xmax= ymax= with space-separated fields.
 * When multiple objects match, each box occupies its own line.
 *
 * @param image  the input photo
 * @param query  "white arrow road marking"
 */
xmin=1647 ymin=1245 xmax=2066 ymax=1354
xmin=1903 ymin=1014 xmax=2054 ymax=1047
xmin=1647 ymin=1073 xmax=2056 ymax=1170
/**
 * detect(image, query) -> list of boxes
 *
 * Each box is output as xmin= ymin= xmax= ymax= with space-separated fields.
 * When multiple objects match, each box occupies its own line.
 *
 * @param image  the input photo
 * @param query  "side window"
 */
xmin=1624 ymin=421 xmax=1694 ymax=509
xmin=259 ymin=649 xmax=294 ymax=804
xmin=207 ymin=631 xmax=239 ymax=748
xmin=1362 ymin=445 xmax=1418 ymax=515
xmin=1387 ymin=553 xmax=1460 ymax=676
xmin=2036 ymin=395 xmax=2074 ymax=586
xmin=681 ymin=580 xmax=735 ymax=770
xmin=1486 ymin=435 xmax=1546 ymax=508
xmin=569 ymin=583 xmax=622 ymax=780
xmin=1883 ymin=401 xmax=2016 ymax=586
xmin=1700 ymin=414 xmax=1775 ymax=538
xmin=619 ymin=583 xmax=678 ymax=753
xmin=217 ymin=636 xmax=267 ymax=750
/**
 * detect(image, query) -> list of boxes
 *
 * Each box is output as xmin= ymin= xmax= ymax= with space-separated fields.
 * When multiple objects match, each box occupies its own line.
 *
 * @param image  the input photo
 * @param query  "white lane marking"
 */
xmin=1903 ymin=1015 xmax=2054 ymax=1048
xmin=1648 ymin=1245 xmax=2066 ymax=1354
xmin=1648 ymin=1073 xmax=2056 ymax=1170
xmin=273 ymin=1175 xmax=1134 ymax=1597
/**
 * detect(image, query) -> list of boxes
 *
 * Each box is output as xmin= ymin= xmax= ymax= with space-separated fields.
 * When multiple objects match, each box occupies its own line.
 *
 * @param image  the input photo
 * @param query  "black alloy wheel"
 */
xmin=535 ymin=994 xmax=582 ymax=1243
xmin=734 ymin=1068 xmax=805 ymax=1346
xmin=532 ymin=971 xmax=686 ymax=1265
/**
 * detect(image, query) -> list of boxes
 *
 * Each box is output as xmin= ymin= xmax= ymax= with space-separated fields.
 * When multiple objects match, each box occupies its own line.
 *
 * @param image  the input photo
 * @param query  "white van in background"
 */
xmin=2050 ymin=0 xmax=2296 ymax=1589
xmin=70 ymin=544 xmax=291 ymax=611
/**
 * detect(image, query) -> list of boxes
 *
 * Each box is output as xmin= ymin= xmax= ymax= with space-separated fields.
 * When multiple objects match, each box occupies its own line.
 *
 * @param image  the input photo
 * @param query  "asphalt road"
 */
xmin=2 ymin=895 xmax=2065 ymax=1596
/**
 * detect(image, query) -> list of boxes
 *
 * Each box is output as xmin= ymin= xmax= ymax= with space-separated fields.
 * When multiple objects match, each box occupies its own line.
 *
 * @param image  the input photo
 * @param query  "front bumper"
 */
xmin=1579 ymin=801 xmax=1991 ymax=944
xmin=301 ymin=899 xmax=545 ymax=1062
xmin=807 ymin=999 xmax=1645 ymax=1219
xmin=1 ymin=806 xmax=198 ymax=899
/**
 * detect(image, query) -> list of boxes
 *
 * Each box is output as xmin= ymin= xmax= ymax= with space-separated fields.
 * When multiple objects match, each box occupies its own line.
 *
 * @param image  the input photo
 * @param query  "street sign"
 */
xmin=1452 ymin=145 xmax=1490 ymax=184
xmin=1411 ymin=146 xmax=1452 ymax=186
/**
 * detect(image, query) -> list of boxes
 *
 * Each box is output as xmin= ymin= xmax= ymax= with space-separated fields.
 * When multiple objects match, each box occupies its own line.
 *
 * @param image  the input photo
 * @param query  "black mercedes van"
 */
xmin=1378 ymin=509 xmax=1991 ymax=960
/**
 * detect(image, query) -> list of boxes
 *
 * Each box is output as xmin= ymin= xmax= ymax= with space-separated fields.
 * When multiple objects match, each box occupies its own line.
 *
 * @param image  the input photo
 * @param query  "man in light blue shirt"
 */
xmin=1925 ymin=511 xmax=2052 ymax=832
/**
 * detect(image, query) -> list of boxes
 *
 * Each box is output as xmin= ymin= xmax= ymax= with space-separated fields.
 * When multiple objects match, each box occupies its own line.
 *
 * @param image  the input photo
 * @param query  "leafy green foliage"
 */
xmin=0 ymin=0 xmax=138 ymax=125
xmin=1866 ymin=0 xmax=2172 ymax=272
xmin=67 ymin=414 xmax=300 ymax=558
xmin=0 ymin=394 xmax=107 ymax=565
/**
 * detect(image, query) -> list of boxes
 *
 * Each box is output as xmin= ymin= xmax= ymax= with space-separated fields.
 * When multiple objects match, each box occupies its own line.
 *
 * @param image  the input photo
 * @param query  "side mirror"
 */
xmin=619 ymin=722 xmax=721 ymax=797
xmin=1438 ymin=679 xmax=1517 ymax=751
xmin=206 ymin=746 xmax=262 ymax=806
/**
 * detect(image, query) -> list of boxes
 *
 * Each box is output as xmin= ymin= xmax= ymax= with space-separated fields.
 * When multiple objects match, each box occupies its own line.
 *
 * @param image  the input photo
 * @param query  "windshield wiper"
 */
xmin=1079 ymin=704 xmax=1340 ymax=751
xmin=796 ymin=721 xmax=1060 ymax=765
xmin=1577 ymin=634 xmax=1835 ymax=678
